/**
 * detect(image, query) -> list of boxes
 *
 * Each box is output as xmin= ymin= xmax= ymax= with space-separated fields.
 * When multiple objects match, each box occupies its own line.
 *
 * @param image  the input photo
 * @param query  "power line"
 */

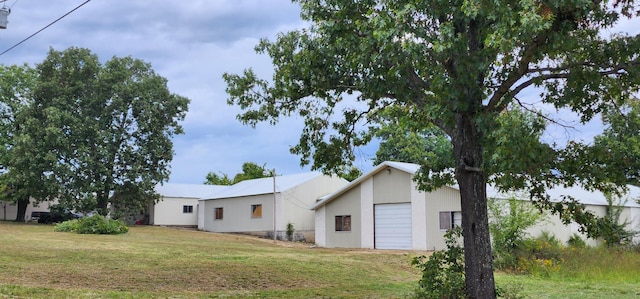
xmin=0 ymin=0 xmax=92 ymax=57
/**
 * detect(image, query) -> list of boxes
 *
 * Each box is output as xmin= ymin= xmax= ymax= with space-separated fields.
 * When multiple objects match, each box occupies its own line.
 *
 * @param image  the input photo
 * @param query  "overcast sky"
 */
xmin=0 ymin=0 xmax=374 ymax=184
xmin=0 ymin=1 xmax=637 ymax=184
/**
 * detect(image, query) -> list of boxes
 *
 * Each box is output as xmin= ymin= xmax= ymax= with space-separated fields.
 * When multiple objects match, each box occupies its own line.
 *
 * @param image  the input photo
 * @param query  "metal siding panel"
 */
xmin=374 ymin=203 xmax=412 ymax=249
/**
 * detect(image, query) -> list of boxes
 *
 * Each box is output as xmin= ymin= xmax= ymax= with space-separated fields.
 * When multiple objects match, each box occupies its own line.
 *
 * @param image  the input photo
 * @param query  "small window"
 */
xmin=335 ymin=215 xmax=351 ymax=231
xmin=251 ymin=204 xmax=262 ymax=218
xmin=183 ymin=205 xmax=193 ymax=213
xmin=214 ymin=207 xmax=223 ymax=220
xmin=439 ymin=211 xmax=462 ymax=230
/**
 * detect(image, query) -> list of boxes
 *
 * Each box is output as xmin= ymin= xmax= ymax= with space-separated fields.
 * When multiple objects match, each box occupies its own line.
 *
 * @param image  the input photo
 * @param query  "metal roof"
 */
xmin=202 ymin=172 xmax=324 ymax=200
xmin=313 ymin=161 xmax=640 ymax=209
xmin=154 ymin=183 xmax=228 ymax=199
xmin=487 ymin=184 xmax=640 ymax=207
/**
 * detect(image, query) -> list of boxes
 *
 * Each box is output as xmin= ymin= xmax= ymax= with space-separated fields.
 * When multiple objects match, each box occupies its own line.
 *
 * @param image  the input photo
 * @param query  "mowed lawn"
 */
xmin=2 ymin=221 xmax=640 ymax=298
xmin=0 ymin=221 xmax=420 ymax=298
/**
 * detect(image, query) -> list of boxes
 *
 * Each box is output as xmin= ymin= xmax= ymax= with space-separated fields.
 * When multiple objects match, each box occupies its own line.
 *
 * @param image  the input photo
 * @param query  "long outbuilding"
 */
xmin=313 ymin=161 xmax=640 ymax=250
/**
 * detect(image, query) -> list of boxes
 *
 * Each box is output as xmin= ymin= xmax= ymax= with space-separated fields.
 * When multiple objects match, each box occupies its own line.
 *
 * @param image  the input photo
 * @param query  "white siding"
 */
xmin=411 ymin=180 xmax=428 ymax=250
xmin=315 ymin=206 xmax=326 ymax=247
xmin=361 ymin=177 xmax=374 ymax=249
xmin=152 ymin=197 xmax=199 ymax=226
xmin=197 ymin=200 xmax=205 ymax=230
xmin=375 ymin=203 xmax=412 ymax=249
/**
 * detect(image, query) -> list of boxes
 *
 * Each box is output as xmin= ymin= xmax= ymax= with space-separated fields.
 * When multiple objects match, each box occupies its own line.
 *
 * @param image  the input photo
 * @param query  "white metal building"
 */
xmin=313 ymin=161 xmax=640 ymax=250
xmin=199 ymin=172 xmax=348 ymax=241
xmin=148 ymin=183 xmax=228 ymax=227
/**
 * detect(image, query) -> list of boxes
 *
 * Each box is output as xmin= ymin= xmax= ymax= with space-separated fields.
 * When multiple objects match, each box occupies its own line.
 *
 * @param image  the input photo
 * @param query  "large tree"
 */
xmin=19 ymin=47 xmax=189 ymax=217
xmin=0 ymin=64 xmax=56 ymax=222
xmin=224 ymin=1 xmax=640 ymax=297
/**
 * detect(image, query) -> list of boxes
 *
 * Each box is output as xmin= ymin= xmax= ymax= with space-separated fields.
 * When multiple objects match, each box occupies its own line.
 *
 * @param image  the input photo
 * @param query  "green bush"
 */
xmin=53 ymin=219 xmax=80 ymax=232
xmin=488 ymin=197 xmax=546 ymax=271
xmin=515 ymin=232 xmax=564 ymax=276
xmin=412 ymin=227 xmax=465 ymax=299
xmin=55 ymin=215 xmax=128 ymax=235
xmin=286 ymin=223 xmax=295 ymax=241
xmin=567 ymin=233 xmax=587 ymax=248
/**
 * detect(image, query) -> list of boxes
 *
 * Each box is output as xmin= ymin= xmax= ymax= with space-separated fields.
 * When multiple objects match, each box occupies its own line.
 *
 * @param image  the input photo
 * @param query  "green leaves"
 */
xmin=10 ymin=47 xmax=189 ymax=215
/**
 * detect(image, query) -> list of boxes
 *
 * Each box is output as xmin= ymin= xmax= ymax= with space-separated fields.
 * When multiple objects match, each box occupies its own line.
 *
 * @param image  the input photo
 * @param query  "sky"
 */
xmin=0 ymin=1 xmax=637 ymax=184
xmin=0 ymin=0 xmax=375 ymax=184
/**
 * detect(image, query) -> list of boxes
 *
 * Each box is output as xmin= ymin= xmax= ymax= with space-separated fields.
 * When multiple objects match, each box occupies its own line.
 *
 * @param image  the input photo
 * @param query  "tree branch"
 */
xmin=485 ymin=38 xmax=543 ymax=112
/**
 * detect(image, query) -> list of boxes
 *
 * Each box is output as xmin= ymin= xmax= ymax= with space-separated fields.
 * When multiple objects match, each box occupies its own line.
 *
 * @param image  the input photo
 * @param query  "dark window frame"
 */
xmin=214 ymin=207 xmax=223 ymax=220
xmin=251 ymin=204 xmax=262 ymax=218
xmin=439 ymin=211 xmax=461 ymax=230
xmin=335 ymin=215 xmax=351 ymax=232
xmin=183 ymin=205 xmax=193 ymax=214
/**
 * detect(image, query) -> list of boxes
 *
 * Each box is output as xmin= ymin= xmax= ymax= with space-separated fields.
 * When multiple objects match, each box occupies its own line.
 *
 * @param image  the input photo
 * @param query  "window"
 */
xmin=251 ymin=204 xmax=262 ymax=218
xmin=214 ymin=207 xmax=223 ymax=220
xmin=183 ymin=205 xmax=193 ymax=214
xmin=335 ymin=215 xmax=351 ymax=231
xmin=439 ymin=211 xmax=462 ymax=230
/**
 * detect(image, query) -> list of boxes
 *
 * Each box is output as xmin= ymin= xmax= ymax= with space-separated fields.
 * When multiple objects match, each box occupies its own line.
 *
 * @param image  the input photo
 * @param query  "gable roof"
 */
xmin=155 ymin=183 xmax=228 ymax=199
xmin=202 ymin=172 xmax=324 ymax=200
xmin=312 ymin=161 xmax=640 ymax=210
xmin=312 ymin=161 xmax=422 ymax=209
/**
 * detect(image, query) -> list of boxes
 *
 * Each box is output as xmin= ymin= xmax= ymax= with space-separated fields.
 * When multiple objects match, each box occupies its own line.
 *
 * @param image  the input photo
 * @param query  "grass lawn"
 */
xmin=0 ymin=221 xmax=420 ymax=298
xmin=2 ymin=221 xmax=640 ymax=298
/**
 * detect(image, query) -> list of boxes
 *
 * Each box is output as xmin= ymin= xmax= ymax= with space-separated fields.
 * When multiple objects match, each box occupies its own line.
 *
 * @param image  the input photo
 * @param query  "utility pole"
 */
xmin=272 ymin=169 xmax=277 ymax=242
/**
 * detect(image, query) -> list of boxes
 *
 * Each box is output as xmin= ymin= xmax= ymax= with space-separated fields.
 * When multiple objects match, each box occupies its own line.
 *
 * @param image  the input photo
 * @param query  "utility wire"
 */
xmin=0 ymin=0 xmax=91 ymax=57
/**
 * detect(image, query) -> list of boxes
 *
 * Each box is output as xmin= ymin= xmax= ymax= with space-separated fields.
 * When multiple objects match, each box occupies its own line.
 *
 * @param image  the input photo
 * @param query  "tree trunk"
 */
xmin=15 ymin=197 xmax=29 ymax=222
xmin=452 ymin=113 xmax=496 ymax=299
xmin=96 ymin=194 xmax=109 ymax=216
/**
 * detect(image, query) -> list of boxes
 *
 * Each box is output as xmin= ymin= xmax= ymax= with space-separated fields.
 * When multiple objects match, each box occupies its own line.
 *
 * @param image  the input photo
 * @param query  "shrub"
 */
xmin=55 ymin=215 xmax=128 ymax=235
xmin=488 ymin=197 xmax=546 ymax=270
xmin=54 ymin=219 xmax=80 ymax=232
xmin=567 ymin=233 xmax=587 ymax=248
xmin=594 ymin=194 xmax=638 ymax=247
xmin=286 ymin=223 xmax=295 ymax=241
xmin=515 ymin=232 xmax=564 ymax=275
xmin=412 ymin=227 xmax=465 ymax=299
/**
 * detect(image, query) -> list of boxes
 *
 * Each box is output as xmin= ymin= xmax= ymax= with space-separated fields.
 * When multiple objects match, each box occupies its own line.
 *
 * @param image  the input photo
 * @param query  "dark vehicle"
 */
xmin=31 ymin=210 xmax=82 ymax=224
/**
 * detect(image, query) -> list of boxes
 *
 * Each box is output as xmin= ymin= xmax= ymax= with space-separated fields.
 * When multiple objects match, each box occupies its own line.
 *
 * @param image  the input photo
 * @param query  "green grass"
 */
xmin=0 ymin=221 xmax=419 ymax=298
xmin=2 ymin=221 xmax=640 ymax=298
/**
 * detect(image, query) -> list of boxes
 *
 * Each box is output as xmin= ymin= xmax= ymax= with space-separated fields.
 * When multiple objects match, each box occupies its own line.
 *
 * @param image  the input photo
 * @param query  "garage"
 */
xmin=374 ymin=203 xmax=412 ymax=249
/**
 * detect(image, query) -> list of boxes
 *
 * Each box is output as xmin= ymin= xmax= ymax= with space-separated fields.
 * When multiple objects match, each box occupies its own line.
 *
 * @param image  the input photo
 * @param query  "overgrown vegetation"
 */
xmin=412 ymin=227 xmax=466 ymax=299
xmin=488 ymin=195 xmax=639 ymax=276
xmin=488 ymin=198 xmax=546 ymax=270
xmin=54 ymin=214 xmax=128 ymax=235
xmin=596 ymin=194 xmax=638 ymax=247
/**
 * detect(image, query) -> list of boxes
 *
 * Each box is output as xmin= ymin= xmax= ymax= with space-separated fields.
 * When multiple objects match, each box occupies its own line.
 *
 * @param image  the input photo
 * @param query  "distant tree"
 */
xmin=204 ymin=172 xmax=233 ymax=185
xmin=18 ymin=47 xmax=189 ymax=216
xmin=205 ymin=162 xmax=271 ymax=185
xmin=232 ymin=162 xmax=270 ymax=183
xmin=372 ymin=105 xmax=453 ymax=167
xmin=336 ymin=166 xmax=362 ymax=182
xmin=591 ymin=99 xmax=640 ymax=185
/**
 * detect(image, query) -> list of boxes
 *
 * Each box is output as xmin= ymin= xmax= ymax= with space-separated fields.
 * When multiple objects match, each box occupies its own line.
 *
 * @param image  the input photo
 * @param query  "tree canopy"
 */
xmin=224 ymin=1 xmax=640 ymax=297
xmin=205 ymin=162 xmax=270 ymax=185
xmin=6 ymin=47 xmax=189 ymax=218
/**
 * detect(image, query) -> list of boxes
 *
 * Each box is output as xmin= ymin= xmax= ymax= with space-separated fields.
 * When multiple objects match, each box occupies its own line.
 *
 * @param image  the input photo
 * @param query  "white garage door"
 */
xmin=374 ymin=203 xmax=412 ymax=250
